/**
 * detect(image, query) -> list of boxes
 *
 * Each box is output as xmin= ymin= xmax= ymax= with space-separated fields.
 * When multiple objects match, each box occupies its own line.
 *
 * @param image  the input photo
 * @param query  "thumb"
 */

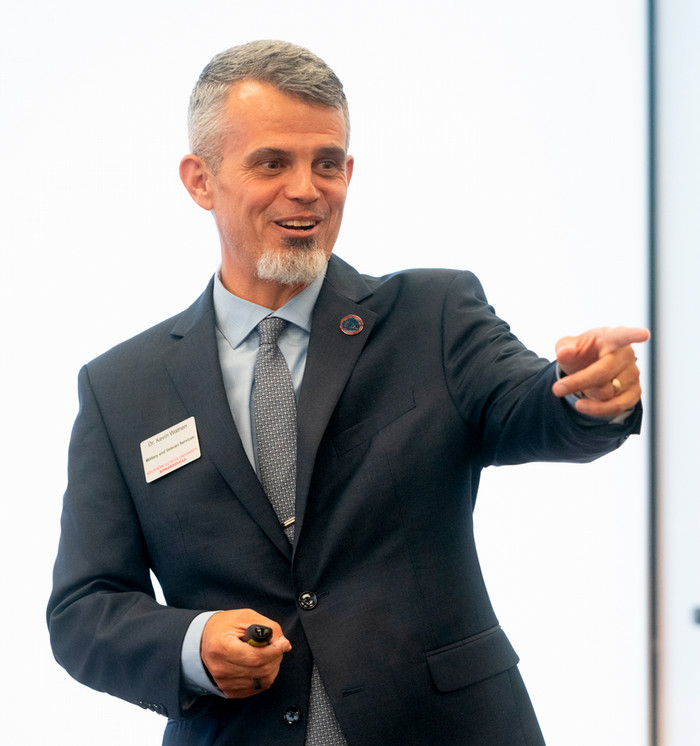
xmin=272 ymin=635 xmax=293 ymax=654
xmin=555 ymin=335 xmax=590 ymax=376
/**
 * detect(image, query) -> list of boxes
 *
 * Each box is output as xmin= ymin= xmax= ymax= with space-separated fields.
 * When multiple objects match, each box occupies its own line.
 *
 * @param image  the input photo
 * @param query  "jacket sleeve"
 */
xmin=47 ymin=365 xmax=200 ymax=719
xmin=442 ymin=271 xmax=642 ymax=467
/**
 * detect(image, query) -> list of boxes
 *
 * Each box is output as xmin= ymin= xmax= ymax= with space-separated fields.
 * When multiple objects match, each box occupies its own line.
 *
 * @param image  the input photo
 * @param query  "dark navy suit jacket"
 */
xmin=48 ymin=255 xmax=641 ymax=745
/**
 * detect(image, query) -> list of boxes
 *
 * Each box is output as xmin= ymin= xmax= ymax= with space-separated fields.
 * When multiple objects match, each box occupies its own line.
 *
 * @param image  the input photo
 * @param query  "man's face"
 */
xmin=198 ymin=80 xmax=353 ymax=301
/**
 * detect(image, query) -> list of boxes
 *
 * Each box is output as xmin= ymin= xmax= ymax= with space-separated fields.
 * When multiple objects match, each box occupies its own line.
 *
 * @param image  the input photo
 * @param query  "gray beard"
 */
xmin=255 ymin=237 xmax=328 ymax=286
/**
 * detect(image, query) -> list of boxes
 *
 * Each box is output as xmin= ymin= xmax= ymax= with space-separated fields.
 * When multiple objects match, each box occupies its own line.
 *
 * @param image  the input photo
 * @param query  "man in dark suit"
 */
xmin=48 ymin=41 xmax=649 ymax=745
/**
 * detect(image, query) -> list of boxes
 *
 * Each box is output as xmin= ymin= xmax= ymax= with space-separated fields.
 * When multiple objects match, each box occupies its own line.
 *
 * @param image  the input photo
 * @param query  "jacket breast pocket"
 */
xmin=426 ymin=625 xmax=520 ymax=693
xmin=332 ymin=386 xmax=416 ymax=456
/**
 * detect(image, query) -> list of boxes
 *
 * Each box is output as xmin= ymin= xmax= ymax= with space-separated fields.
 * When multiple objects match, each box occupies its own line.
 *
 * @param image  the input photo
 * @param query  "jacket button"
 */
xmin=284 ymin=706 xmax=302 ymax=725
xmin=297 ymin=591 xmax=318 ymax=610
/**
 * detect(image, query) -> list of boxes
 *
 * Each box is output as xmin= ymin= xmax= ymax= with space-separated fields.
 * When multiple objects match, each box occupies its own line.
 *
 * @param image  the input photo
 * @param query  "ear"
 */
xmin=179 ymin=154 xmax=215 ymax=210
xmin=345 ymin=154 xmax=354 ymax=186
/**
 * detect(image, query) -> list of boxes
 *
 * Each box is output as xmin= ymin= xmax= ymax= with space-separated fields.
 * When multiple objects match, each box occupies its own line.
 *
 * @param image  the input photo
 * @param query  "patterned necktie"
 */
xmin=253 ymin=317 xmax=347 ymax=746
xmin=254 ymin=317 xmax=297 ymax=542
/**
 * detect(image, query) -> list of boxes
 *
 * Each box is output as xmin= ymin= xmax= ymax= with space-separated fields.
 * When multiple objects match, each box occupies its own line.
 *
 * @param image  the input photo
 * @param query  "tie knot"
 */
xmin=257 ymin=317 xmax=287 ymax=346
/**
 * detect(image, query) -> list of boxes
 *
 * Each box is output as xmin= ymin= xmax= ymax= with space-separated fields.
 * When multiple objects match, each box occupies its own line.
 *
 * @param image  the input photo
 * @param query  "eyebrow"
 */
xmin=246 ymin=148 xmax=290 ymax=163
xmin=313 ymin=146 xmax=348 ymax=161
xmin=245 ymin=146 xmax=347 ymax=164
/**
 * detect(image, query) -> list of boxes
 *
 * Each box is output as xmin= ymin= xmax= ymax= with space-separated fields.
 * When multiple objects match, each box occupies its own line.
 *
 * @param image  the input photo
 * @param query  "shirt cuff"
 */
xmin=181 ymin=611 xmax=226 ymax=699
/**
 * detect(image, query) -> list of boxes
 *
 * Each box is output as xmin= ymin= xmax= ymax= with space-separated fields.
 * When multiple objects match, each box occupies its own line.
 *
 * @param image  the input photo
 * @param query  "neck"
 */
xmin=219 ymin=270 xmax=308 ymax=310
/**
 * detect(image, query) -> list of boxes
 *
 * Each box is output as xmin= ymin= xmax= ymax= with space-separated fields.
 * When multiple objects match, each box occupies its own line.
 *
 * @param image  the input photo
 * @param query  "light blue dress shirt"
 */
xmin=180 ymin=270 xmax=325 ymax=699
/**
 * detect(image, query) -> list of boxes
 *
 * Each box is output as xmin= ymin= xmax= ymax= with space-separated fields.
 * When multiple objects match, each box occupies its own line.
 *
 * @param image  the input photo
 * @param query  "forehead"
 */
xmin=221 ymin=80 xmax=348 ymax=152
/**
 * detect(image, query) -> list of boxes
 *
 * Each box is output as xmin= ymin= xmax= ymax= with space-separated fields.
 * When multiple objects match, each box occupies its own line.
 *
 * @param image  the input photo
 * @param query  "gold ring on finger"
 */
xmin=611 ymin=378 xmax=622 ymax=396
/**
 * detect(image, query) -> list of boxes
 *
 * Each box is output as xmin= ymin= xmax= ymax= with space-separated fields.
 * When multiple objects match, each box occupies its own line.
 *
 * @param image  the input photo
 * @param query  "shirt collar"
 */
xmin=212 ymin=267 xmax=326 ymax=349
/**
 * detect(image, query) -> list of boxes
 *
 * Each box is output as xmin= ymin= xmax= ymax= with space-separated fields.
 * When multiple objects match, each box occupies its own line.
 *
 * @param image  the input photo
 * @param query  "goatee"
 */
xmin=256 ymin=237 xmax=328 ymax=286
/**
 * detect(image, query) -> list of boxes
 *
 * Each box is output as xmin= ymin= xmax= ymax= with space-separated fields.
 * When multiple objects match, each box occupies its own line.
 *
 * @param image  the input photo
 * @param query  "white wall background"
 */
xmin=656 ymin=1 xmax=700 ymax=744
xmin=1 ymin=1 xmax=651 ymax=744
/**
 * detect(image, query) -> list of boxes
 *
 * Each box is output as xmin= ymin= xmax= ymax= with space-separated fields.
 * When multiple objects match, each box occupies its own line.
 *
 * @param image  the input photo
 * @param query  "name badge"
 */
xmin=140 ymin=416 xmax=201 ymax=483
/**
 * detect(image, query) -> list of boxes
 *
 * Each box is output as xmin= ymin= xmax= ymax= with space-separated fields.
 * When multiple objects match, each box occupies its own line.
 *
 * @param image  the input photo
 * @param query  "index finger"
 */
xmin=598 ymin=326 xmax=650 ymax=355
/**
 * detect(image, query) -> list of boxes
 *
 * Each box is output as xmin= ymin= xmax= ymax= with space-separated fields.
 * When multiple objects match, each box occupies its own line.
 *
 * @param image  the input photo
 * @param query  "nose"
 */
xmin=283 ymin=165 xmax=320 ymax=203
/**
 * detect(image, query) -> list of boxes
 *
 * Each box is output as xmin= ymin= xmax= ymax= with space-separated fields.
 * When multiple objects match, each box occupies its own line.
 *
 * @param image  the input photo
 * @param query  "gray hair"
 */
xmin=187 ymin=40 xmax=350 ymax=172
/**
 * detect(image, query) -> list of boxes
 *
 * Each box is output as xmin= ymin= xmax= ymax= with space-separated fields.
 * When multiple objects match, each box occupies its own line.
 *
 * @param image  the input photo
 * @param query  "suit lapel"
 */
xmin=295 ymin=257 xmax=377 ymax=542
xmin=163 ymin=281 xmax=292 ymax=560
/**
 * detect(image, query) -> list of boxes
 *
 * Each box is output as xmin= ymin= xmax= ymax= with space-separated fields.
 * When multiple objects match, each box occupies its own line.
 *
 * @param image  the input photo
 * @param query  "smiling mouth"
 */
xmin=277 ymin=220 xmax=318 ymax=231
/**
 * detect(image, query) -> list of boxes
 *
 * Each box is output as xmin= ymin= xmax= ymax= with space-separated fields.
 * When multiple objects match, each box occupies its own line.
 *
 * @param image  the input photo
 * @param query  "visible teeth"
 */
xmin=281 ymin=220 xmax=315 ymax=229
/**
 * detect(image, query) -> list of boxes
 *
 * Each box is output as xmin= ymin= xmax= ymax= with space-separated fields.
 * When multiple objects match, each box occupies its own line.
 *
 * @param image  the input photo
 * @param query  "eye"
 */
xmin=318 ymin=159 xmax=341 ymax=172
xmin=262 ymin=160 xmax=282 ymax=171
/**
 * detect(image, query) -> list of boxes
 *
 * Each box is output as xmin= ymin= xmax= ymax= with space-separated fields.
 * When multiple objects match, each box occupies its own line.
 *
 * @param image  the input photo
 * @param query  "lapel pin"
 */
xmin=340 ymin=314 xmax=363 ymax=335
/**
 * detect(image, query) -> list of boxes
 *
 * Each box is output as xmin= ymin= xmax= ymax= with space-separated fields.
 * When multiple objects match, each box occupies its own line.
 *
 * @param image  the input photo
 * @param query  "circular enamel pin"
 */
xmin=339 ymin=314 xmax=364 ymax=335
